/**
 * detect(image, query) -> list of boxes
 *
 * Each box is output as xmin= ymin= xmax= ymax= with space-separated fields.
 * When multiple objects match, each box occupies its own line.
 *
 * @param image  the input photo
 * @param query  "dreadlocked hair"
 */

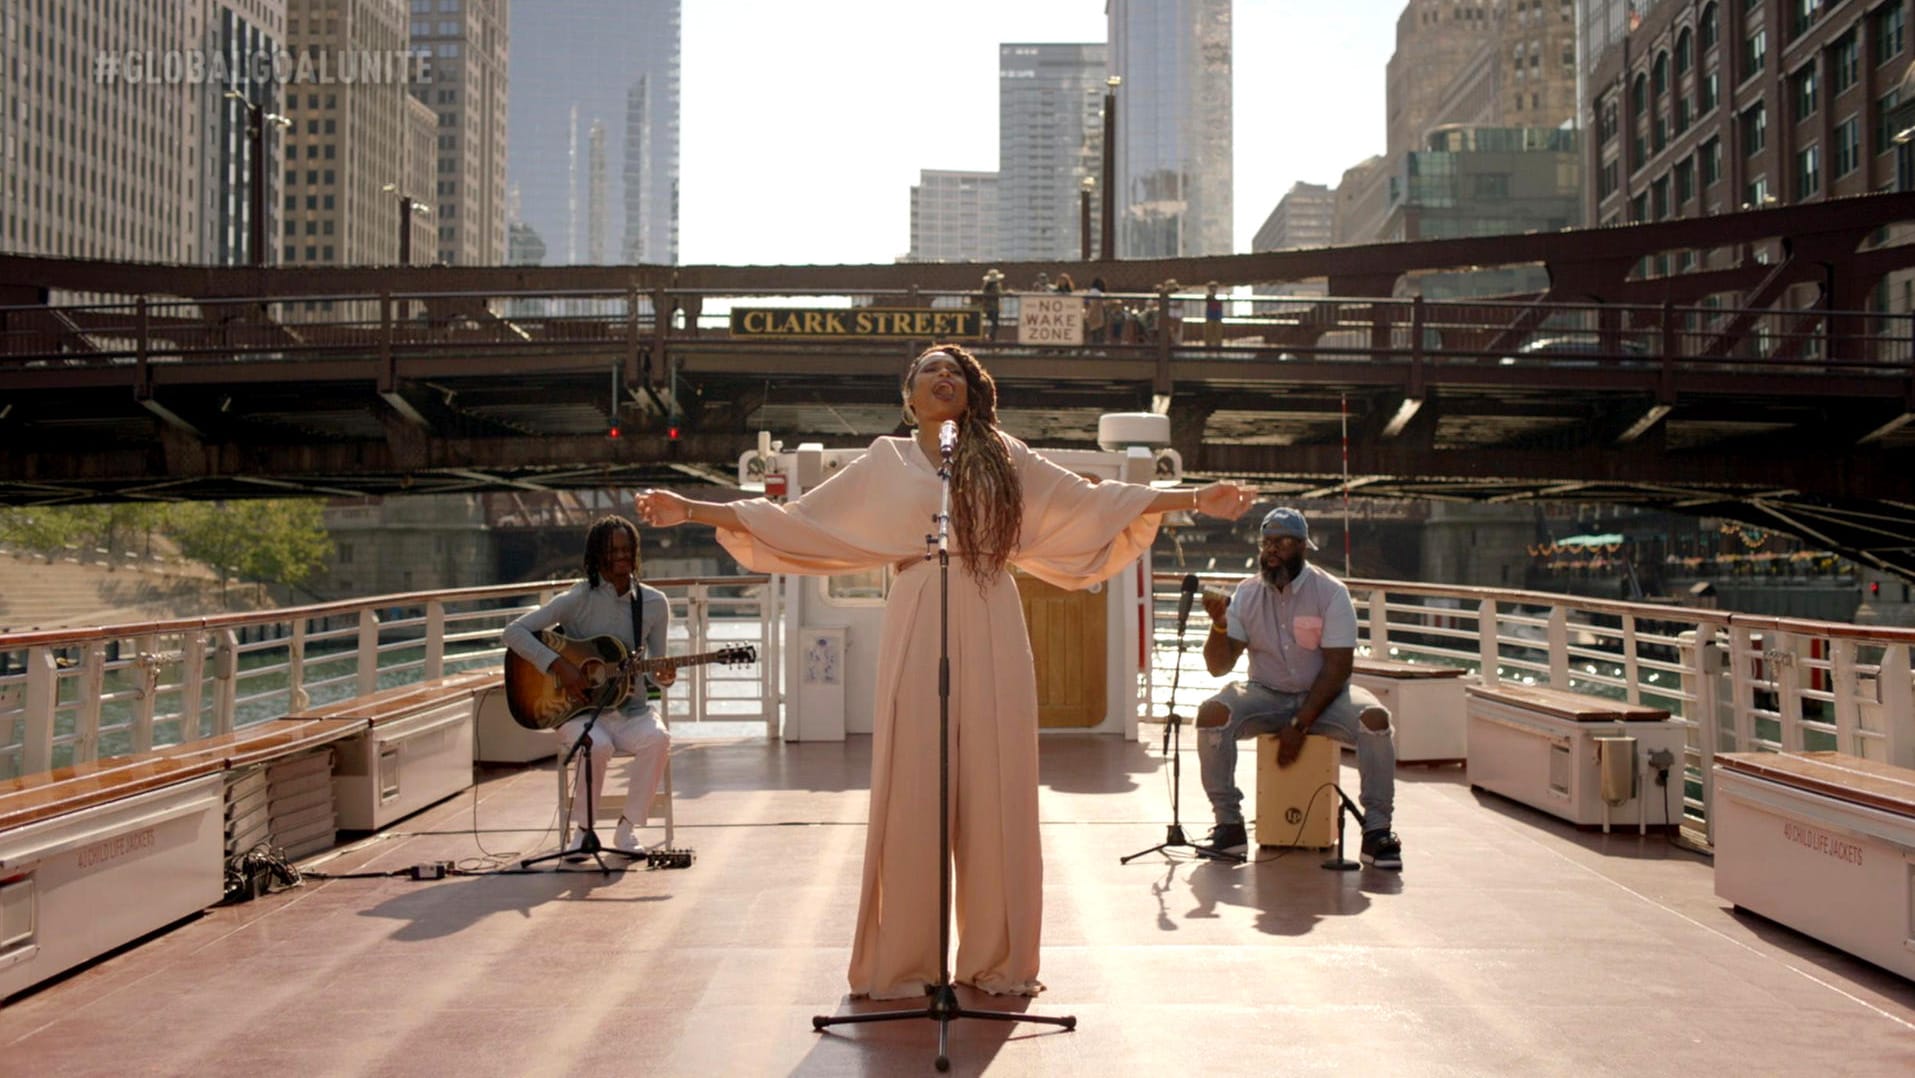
xmin=582 ymin=515 xmax=640 ymax=588
xmin=903 ymin=344 xmax=1022 ymax=588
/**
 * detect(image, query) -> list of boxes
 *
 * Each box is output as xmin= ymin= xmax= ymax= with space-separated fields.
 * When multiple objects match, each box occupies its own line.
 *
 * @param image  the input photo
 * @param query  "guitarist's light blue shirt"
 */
xmin=503 ymin=579 xmax=672 ymax=706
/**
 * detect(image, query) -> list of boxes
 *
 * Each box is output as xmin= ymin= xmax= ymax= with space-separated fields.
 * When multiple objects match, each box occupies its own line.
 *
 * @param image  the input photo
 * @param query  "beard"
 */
xmin=1261 ymin=553 xmax=1305 ymax=588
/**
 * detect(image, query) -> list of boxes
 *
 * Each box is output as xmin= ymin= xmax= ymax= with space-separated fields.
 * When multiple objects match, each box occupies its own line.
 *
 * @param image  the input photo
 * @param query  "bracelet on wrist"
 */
xmin=1208 ymin=622 xmax=1229 ymax=635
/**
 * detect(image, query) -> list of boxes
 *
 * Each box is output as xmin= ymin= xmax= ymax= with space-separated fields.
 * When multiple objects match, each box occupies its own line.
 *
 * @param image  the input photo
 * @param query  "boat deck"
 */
xmin=4 ymin=735 xmax=1913 ymax=1076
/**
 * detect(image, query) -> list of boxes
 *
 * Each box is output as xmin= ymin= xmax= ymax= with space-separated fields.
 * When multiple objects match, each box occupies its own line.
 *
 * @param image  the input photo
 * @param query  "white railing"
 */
xmin=1147 ymin=572 xmax=1915 ymax=841
xmin=0 ymin=574 xmax=779 ymax=779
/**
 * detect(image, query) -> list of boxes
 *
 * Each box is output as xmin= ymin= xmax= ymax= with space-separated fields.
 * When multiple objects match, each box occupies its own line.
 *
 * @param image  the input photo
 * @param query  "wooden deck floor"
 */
xmin=4 ymin=735 xmax=1913 ymax=1077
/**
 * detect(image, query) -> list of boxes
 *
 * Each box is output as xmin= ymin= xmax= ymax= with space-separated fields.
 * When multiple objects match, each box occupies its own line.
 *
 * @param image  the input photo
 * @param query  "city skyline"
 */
xmin=677 ymin=0 xmax=1403 ymax=265
xmin=0 ymin=1 xmax=1455 ymax=268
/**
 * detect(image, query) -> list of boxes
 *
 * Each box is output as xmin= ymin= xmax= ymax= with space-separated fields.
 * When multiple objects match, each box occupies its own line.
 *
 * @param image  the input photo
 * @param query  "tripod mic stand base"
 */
xmin=1321 ymin=856 xmax=1360 ymax=871
xmin=813 ymin=980 xmax=1075 ymax=1071
xmin=521 ymin=828 xmax=645 ymax=875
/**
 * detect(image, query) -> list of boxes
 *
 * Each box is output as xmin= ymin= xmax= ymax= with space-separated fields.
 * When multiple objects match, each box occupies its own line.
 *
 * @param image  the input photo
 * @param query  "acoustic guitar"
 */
xmin=504 ymin=630 xmax=757 ymax=730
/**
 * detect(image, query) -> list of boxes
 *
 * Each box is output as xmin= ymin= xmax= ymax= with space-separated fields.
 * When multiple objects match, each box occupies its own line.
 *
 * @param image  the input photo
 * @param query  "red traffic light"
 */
xmin=667 ymin=425 xmax=681 ymax=441
xmin=607 ymin=425 xmax=621 ymax=439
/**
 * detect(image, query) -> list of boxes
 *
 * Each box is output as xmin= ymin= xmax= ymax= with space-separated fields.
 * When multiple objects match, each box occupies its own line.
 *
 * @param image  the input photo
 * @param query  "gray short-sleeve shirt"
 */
xmin=1222 ymin=562 xmax=1359 ymax=693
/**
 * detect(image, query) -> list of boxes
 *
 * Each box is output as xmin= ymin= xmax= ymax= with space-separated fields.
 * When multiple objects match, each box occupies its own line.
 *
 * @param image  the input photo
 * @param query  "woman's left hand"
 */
xmin=1194 ymin=481 xmax=1256 ymax=520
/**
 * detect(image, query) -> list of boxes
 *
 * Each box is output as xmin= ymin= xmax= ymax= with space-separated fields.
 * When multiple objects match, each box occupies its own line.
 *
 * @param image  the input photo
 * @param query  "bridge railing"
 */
xmin=6 ymin=289 xmax=1915 ymax=371
xmin=1146 ymin=571 xmax=1915 ymax=843
xmin=0 ymin=574 xmax=778 ymax=780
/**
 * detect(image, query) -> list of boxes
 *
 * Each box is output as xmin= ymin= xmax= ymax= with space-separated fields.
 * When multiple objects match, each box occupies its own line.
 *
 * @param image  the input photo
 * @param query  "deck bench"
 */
xmin=157 ymin=718 xmax=366 ymax=862
xmin=1352 ymin=657 xmax=1468 ymax=764
xmin=0 ymin=754 xmax=225 ymax=1000
xmin=289 ymin=669 xmax=497 ymax=832
xmin=1713 ymin=751 xmax=1915 ymax=981
xmin=1466 ymin=682 xmax=1685 ymax=830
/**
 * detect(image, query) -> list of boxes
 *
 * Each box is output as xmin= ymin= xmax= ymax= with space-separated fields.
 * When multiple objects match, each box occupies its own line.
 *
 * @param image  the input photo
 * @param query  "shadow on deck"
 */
xmin=3 ymin=736 xmax=1912 ymax=1076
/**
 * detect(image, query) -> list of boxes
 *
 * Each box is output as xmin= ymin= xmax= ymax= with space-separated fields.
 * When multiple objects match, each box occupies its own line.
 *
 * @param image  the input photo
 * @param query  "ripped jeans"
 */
xmin=1195 ymin=681 xmax=1394 ymax=833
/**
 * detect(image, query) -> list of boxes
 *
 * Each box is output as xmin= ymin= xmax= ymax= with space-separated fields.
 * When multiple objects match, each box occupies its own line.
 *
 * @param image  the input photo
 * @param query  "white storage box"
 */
xmin=1352 ymin=659 xmax=1469 ymax=764
xmin=0 ymin=760 xmax=224 ymax=999
xmin=1714 ymin=752 xmax=1915 ymax=981
xmin=295 ymin=674 xmax=493 ymax=832
xmin=1466 ymin=684 xmax=1684 ymax=829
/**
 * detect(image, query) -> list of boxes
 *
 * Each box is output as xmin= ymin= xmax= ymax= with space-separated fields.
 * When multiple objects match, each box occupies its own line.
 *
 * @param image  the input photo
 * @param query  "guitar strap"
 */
xmin=631 ymin=589 xmax=661 ymax=702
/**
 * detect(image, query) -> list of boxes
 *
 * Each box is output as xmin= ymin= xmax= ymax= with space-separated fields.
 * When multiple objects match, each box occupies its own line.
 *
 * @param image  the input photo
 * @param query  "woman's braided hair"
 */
xmin=902 ymin=344 xmax=1023 ymax=587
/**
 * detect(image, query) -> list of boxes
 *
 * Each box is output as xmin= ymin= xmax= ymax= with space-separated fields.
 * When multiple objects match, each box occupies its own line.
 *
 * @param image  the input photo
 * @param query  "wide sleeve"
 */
xmin=714 ymin=441 xmax=905 ymax=575
xmin=1010 ymin=437 xmax=1164 ymax=590
xmin=501 ymin=581 xmax=584 ymax=673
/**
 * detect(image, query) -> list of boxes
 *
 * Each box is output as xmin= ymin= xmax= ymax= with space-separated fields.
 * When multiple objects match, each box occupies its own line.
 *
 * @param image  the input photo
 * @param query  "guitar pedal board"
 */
xmin=646 ymin=847 xmax=695 ymax=870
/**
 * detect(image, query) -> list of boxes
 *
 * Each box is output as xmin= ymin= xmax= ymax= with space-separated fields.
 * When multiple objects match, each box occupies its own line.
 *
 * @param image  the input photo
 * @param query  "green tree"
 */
xmin=0 ymin=506 xmax=93 ymax=556
xmin=0 ymin=503 xmax=177 ymax=558
xmin=166 ymin=499 xmax=333 ymax=590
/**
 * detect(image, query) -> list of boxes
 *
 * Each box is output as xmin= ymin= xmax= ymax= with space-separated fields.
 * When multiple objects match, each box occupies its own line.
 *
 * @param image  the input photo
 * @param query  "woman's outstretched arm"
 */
xmin=633 ymin=488 xmax=742 ymax=530
xmin=1144 ymin=481 xmax=1256 ymax=520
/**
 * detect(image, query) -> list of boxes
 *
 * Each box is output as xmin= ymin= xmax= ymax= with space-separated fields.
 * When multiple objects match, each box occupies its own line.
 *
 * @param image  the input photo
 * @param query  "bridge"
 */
xmin=4 ymin=194 xmax=1915 ymax=576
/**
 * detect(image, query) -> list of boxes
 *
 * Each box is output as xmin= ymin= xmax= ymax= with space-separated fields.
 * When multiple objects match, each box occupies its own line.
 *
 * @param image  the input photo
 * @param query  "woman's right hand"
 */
xmin=634 ymin=488 xmax=690 ymax=527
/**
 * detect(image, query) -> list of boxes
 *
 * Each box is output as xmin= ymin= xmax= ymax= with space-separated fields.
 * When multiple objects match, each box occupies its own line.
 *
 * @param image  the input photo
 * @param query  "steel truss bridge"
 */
xmin=4 ymin=194 xmax=1915 ymax=578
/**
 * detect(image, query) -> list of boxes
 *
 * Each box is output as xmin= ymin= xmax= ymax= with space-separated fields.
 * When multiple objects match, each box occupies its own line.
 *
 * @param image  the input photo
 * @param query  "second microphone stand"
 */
xmin=1123 ymin=585 xmax=1243 ymax=865
xmin=812 ymin=431 xmax=1075 ymax=1071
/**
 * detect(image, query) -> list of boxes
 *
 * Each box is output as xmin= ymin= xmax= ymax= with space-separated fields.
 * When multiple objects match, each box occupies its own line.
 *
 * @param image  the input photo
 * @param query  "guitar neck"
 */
xmin=626 ymin=649 xmax=739 ymax=675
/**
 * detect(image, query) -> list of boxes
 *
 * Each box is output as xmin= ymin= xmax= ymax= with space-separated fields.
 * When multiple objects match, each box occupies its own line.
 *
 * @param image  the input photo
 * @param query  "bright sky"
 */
xmin=678 ymin=0 xmax=1405 ymax=266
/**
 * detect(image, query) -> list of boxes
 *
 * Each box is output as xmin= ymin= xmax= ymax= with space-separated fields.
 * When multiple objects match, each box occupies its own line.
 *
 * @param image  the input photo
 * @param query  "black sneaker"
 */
xmin=1361 ymin=829 xmax=1402 ymax=870
xmin=1199 ymin=823 xmax=1248 ymax=851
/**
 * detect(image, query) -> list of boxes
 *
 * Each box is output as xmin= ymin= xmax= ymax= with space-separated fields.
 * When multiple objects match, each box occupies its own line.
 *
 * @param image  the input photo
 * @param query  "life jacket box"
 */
xmin=0 ymin=763 xmax=224 ymax=1000
xmin=1713 ymin=752 xmax=1915 ymax=982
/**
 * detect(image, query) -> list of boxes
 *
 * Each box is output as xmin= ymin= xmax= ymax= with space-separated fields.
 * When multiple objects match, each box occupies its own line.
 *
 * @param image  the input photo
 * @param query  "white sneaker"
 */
xmin=561 ymin=827 xmax=591 ymax=862
xmin=612 ymin=817 xmax=649 ymax=855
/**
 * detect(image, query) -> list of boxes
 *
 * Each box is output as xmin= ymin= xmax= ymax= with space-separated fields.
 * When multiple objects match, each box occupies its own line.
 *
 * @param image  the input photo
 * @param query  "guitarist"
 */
xmin=502 ymin=515 xmax=674 ymax=856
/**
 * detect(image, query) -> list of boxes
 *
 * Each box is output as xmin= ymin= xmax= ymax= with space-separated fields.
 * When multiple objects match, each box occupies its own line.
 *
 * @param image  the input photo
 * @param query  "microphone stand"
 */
xmin=1123 ymin=589 xmax=1243 ymax=865
xmin=521 ymin=703 xmax=643 ymax=874
xmin=813 ymin=434 xmax=1075 ymax=1071
xmin=1322 ymin=785 xmax=1364 ymax=871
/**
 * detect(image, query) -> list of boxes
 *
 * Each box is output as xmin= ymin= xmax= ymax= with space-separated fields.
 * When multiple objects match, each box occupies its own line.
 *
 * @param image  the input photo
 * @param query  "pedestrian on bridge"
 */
xmin=634 ymin=343 xmax=1256 ymax=1001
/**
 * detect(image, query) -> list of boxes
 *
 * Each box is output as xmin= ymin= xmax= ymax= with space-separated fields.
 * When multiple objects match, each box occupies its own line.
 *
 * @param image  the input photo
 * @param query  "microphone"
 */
xmin=937 ymin=419 xmax=958 ymax=458
xmin=1176 ymin=573 xmax=1199 ymax=635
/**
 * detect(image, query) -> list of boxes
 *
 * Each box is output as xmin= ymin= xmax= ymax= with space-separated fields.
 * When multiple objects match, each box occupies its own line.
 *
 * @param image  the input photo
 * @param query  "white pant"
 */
xmin=556 ymin=706 xmax=669 ymax=829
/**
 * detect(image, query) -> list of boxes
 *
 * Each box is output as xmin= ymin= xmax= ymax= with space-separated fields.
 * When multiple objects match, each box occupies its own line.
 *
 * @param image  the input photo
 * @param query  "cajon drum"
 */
xmin=1255 ymin=733 xmax=1339 ymax=848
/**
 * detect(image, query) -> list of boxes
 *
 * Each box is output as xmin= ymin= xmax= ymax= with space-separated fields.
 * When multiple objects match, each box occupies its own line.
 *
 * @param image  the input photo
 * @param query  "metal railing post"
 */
xmin=180 ymin=633 xmax=207 ymax=742
xmin=75 ymin=641 xmax=106 ymax=763
xmin=289 ymin=618 xmax=310 ymax=712
xmin=1546 ymin=606 xmax=1570 ymax=688
xmin=1879 ymin=643 xmax=1914 ymax=767
xmin=22 ymin=647 xmax=57 ymax=774
xmin=213 ymin=629 xmax=240 ymax=735
xmin=357 ymin=609 xmax=382 ymax=696
xmin=425 ymin=600 xmax=446 ymax=680
xmin=131 ymin=633 xmax=159 ymax=752
xmin=1477 ymin=599 xmax=1498 ymax=683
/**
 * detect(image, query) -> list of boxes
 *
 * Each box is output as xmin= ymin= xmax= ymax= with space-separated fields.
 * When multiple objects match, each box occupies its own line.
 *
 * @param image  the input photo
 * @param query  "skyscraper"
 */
xmin=505 ymin=0 xmax=680 ymax=266
xmin=407 ymin=0 xmax=509 ymax=266
xmin=997 ymin=42 xmax=1107 ymax=262
xmin=282 ymin=0 xmax=432 ymax=268
xmin=1108 ymin=0 xmax=1233 ymax=258
xmin=1 ymin=0 xmax=288 ymax=265
xmin=909 ymin=170 xmax=1000 ymax=263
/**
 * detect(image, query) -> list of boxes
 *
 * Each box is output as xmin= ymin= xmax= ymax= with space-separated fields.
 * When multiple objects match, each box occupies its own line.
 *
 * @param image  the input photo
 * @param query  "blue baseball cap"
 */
xmin=1259 ymin=507 xmax=1318 ymax=550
